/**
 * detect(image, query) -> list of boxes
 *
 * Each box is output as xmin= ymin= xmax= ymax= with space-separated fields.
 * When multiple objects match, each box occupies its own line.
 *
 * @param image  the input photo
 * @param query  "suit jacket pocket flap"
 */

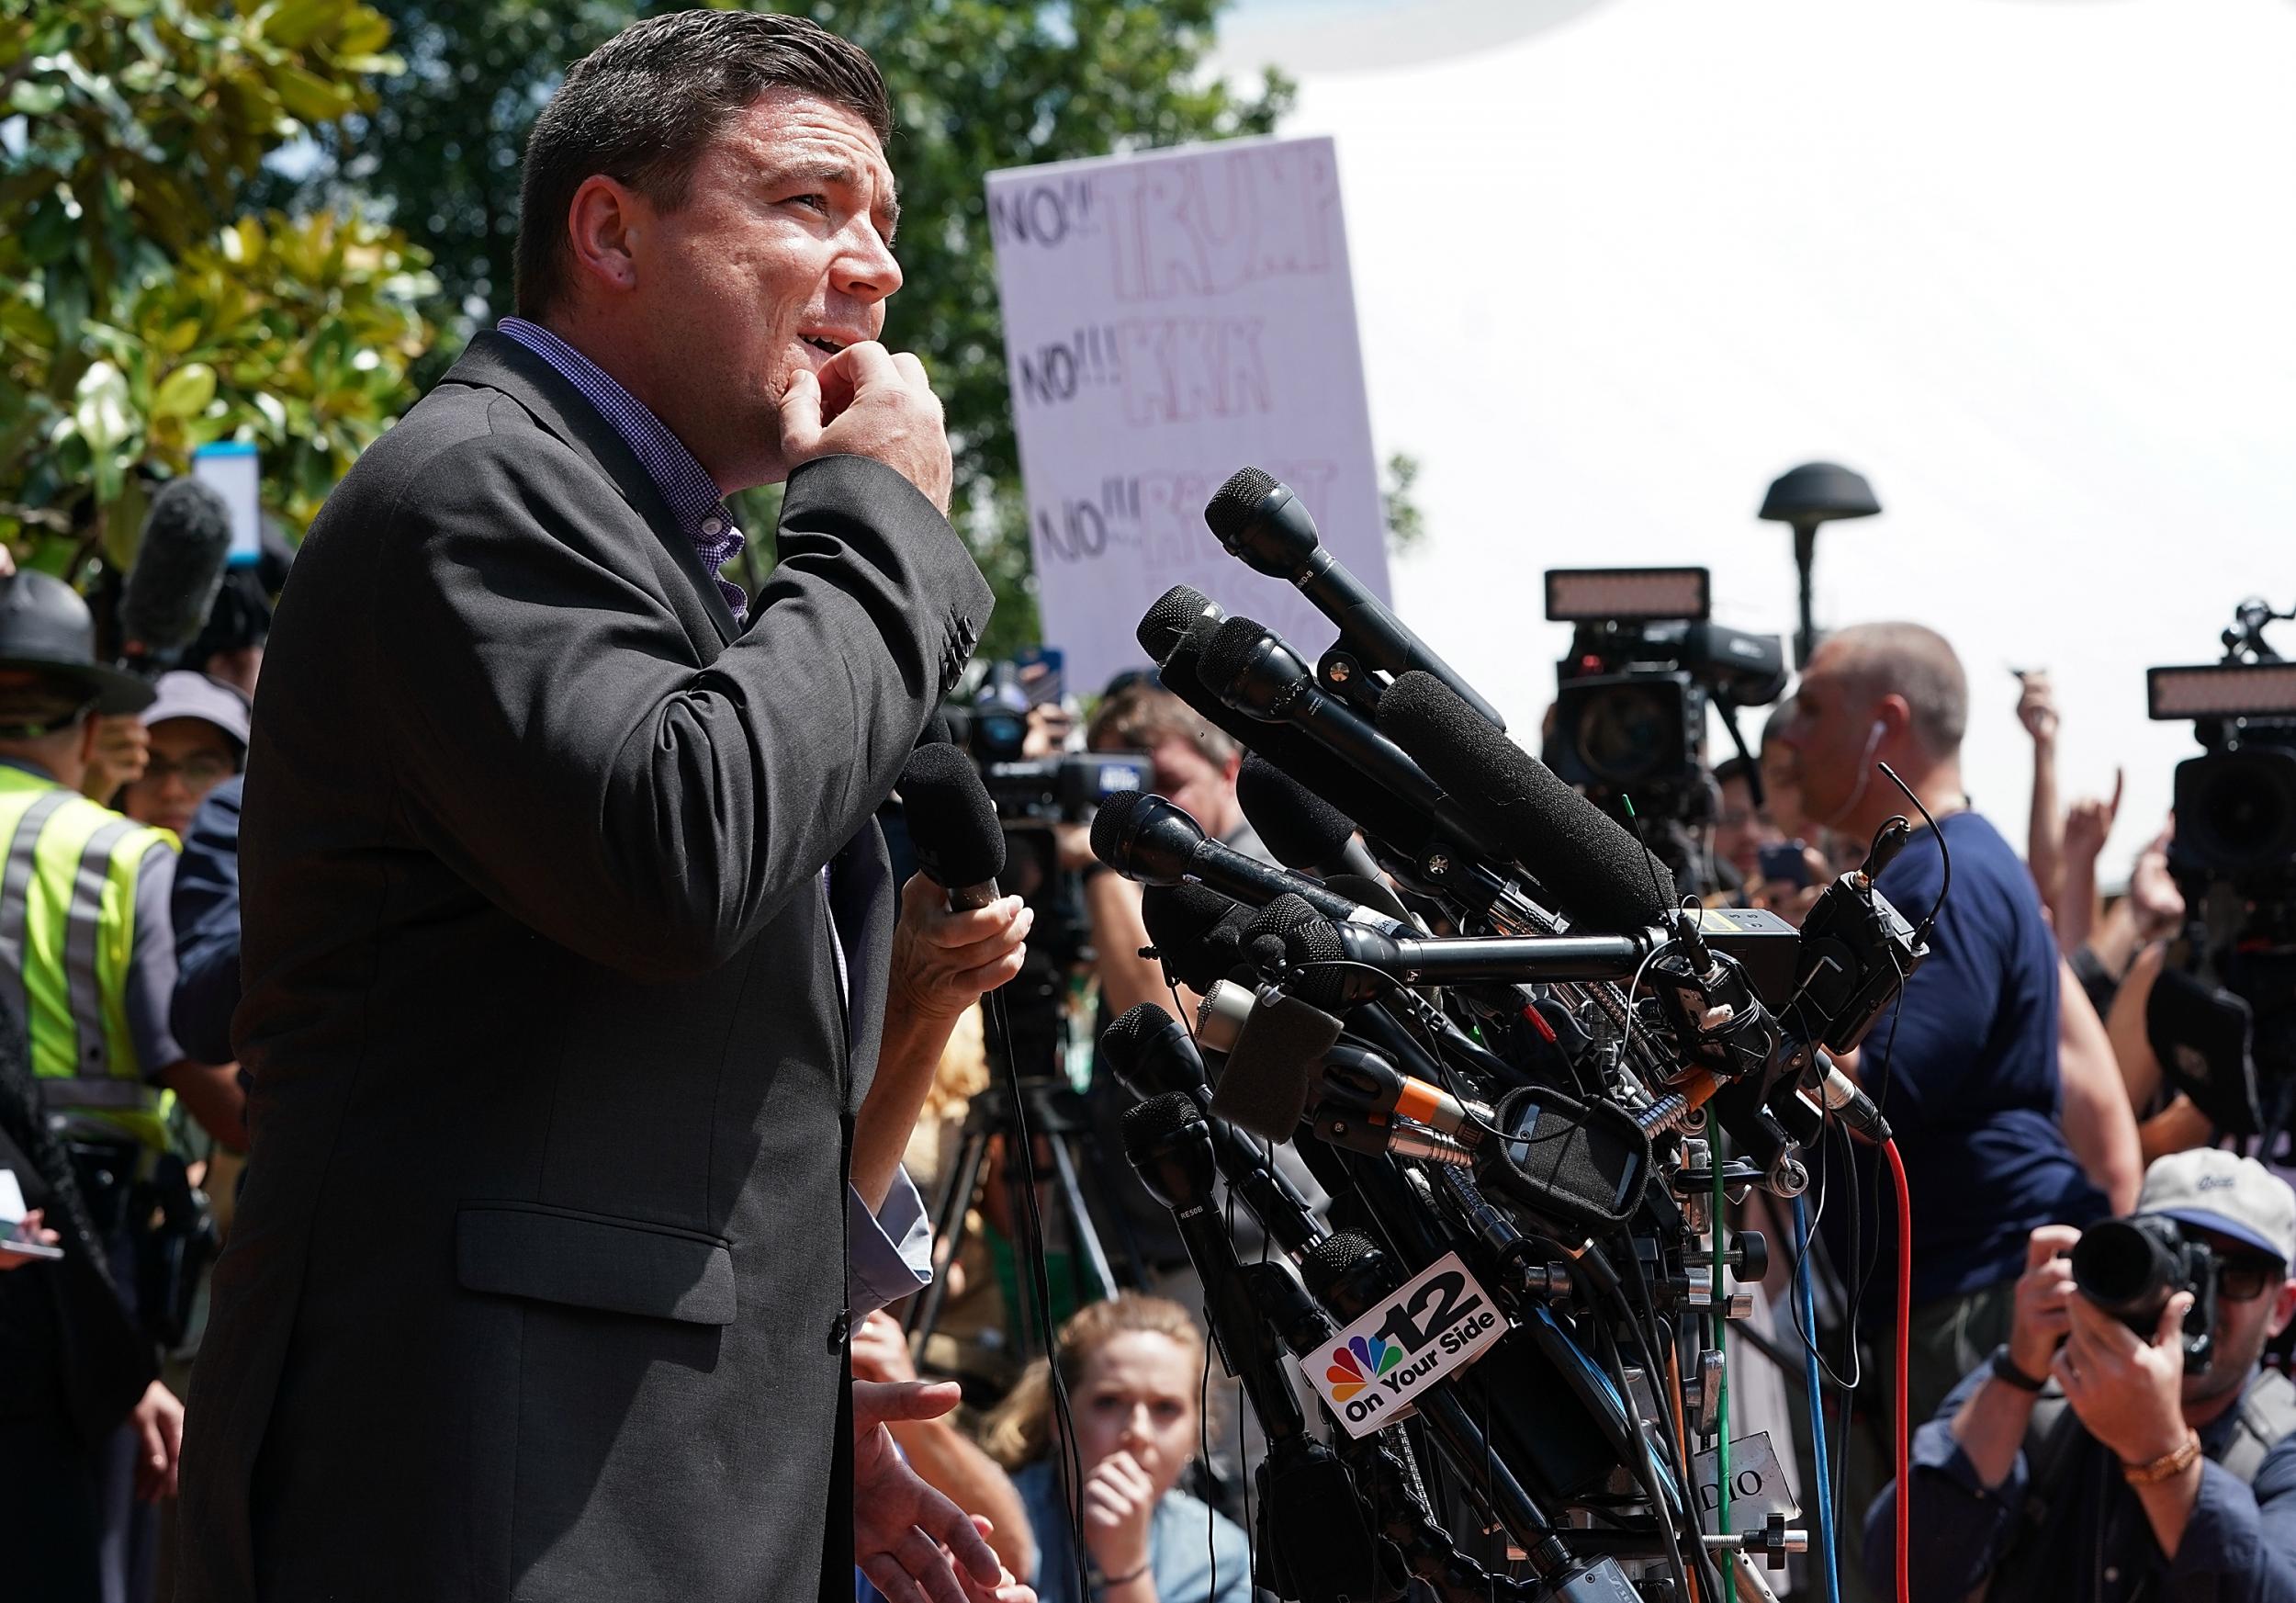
xmin=456 ymin=1204 xmax=736 ymax=1326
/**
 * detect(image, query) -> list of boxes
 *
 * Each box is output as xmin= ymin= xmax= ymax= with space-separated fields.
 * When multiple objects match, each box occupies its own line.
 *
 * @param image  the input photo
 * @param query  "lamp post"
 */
xmin=1758 ymin=462 xmax=1880 ymax=670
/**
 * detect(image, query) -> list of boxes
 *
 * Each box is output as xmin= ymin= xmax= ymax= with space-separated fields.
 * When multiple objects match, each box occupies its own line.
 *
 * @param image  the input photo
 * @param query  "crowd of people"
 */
xmin=0 ymin=11 xmax=2288 ymax=1603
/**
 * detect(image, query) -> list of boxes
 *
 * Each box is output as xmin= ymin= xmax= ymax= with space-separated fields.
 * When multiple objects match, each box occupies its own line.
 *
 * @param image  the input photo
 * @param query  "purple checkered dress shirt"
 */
xmin=497 ymin=317 xmax=749 ymax=621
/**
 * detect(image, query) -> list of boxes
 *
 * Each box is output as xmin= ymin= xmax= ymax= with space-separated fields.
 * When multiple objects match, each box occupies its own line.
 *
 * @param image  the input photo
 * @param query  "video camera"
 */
xmin=2144 ymin=597 xmax=2296 ymax=1145
xmin=1539 ymin=568 xmax=1788 ymax=891
xmin=956 ymin=660 xmax=1150 ymax=829
xmin=2071 ymin=1214 xmax=2220 ymax=1373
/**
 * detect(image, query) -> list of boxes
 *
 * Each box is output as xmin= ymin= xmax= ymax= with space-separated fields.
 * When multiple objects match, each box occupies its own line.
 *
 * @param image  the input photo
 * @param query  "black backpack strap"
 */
xmin=1986 ymin=1389 xmax=2084 ymax=1597
xmin=2219 ymin=1368 xmax=2296 ymax=1486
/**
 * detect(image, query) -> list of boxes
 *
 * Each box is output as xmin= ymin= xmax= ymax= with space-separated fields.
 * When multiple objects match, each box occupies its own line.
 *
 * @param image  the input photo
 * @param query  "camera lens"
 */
xmin=1577 ymin=685 xmax=1674 ymax=787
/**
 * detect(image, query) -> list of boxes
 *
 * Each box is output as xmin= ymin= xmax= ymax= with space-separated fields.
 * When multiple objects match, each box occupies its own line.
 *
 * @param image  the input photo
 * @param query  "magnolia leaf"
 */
xmin=262 ymin=0 xmax=348 ymax=51
xmin=102 ymin=475 xmax=151 ymax=571
xmin=266 ymin=62 xmax=355 ymax=126
xmin=152 ymin=361 xmax=218 ymax=420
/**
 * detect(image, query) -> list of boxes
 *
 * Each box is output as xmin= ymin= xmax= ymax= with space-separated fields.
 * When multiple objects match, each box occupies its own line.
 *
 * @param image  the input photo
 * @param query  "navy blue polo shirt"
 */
xmin=1827 ymin=810 xmax=2107 ymax=1312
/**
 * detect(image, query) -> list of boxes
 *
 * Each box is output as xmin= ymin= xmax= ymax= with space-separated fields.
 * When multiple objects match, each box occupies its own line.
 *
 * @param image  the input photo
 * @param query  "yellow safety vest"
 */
xmin=0 ymin=764 xmax=177 ymax=1150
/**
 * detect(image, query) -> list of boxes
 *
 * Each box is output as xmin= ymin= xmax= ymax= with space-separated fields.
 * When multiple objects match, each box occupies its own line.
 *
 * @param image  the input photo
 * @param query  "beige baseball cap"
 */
xmin=2136 ymin=1148 xmax=2296 ymax=1266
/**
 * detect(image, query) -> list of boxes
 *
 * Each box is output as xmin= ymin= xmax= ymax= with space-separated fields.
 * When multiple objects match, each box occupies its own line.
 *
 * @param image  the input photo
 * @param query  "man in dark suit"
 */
xmin=178 ymin=15 xmax=1027 ymax=1601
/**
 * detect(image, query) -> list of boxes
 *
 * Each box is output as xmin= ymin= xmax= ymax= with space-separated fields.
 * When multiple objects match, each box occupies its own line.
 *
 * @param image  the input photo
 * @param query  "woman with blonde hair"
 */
xmin=982 ymin=1293 xmax=1255 ymax=1603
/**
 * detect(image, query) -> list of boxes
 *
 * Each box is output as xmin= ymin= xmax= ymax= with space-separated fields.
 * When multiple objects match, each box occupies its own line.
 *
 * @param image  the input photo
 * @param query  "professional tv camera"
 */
xmin=1539 ymin=568 xmax=1788 ymax=893
xmin=1019 ymin=466 xmax=1936 ymax=1601
xmin=2144 ymin=597 xmax=2296 ymax=1148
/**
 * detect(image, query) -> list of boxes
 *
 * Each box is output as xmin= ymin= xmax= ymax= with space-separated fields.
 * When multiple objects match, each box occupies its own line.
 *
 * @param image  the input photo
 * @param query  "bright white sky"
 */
xmin=1209 ymin=0 xmax=2296 ymax=883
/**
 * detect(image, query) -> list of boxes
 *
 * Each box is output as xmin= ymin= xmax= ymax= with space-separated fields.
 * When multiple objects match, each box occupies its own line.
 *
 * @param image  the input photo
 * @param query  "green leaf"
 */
xmin=152 ymin=361 xmax=217 ymax=420
xmin=262 ymin=0 xmax=350 ymax=51
xmin=266 ymin=62 xmax=355 ymax=125
xmin=7 ymin=80 xmax=65 ymax=117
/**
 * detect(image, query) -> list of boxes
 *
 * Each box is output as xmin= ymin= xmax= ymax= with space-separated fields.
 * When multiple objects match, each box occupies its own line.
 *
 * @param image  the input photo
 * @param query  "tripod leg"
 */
xmin=1045 ymin=1127 xmax=1118 ymax=1303
xmin=906 ymin=1124 xmax=988 ymax=1344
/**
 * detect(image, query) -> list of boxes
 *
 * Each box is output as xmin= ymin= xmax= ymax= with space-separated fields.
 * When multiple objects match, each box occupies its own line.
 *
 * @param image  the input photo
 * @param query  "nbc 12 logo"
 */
xmin=1299 ymin=1250 xmax=1508 ymax=1439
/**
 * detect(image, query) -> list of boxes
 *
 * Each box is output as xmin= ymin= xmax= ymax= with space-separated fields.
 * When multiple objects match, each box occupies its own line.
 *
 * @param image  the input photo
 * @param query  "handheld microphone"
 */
xmin=1199 ymin=615 xmax=1513 ymax=865
xmin=1148 ymin=596 xmax=1445 ymax=864
xmin=1205 ymin=985 xmax=1345 ymax=1138
xmin=120 ymin=478 xmax=234 ymax=670
xmin=1204 ymin=467 xmax=1507 ymax=731
xmin=1138 ymin=881 xmax=1254 ymax=991
xmin=1136 ymin=583 xmax=1226 ymax=666
xmin=1378 ymin=671 xmax=1678 ymax=934
xmin=1098 ymin=1004 xmax=1323 ymax=1255
xmin=1235 ymin=751 xmax=1385 ymax=884
xmin=1120 ymin=1094 xmax=1314 ymax=1444
xmin=1089 ymin=791 xmax=1405 ymax=932
xmin=899 ymin=743 xmax=1006 ymax=909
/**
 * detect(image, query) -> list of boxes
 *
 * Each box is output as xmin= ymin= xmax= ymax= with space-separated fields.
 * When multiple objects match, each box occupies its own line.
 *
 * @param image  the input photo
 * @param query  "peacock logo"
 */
xmin=1325 ymin=1334 xmax=1401 ymax=1400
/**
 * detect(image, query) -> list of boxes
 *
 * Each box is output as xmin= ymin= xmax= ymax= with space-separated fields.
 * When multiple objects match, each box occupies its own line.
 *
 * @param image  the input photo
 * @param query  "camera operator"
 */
xmin=1865 ymin=1148 xmax=2296 ymax=1600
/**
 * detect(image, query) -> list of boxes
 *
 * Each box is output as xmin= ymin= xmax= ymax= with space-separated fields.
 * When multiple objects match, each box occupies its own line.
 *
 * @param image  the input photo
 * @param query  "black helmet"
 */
xmin=0 ymin=572 xmax=155 ymax=717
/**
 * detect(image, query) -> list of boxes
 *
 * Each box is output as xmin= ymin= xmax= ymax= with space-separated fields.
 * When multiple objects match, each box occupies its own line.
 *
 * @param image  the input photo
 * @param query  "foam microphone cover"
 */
xmin=900 ymin=742 xmax=1006 ymax=891
xmin=122 ymin=477 xmax=234 ymax=657
xmin=1138 ymin=584 xmax=1224 ymax=666
xmin=1236 ymin=752 xmax=1359 ymax=874
xmin=1210 ymin=986 xmax=1345 ymax=1142
xmin=1378 ymin=671 xmax=1677 ymax=932
xmin=1241 ymin=894 xmax=1351 ymax=1013
xmin=1141 ymin=882 xmax=1253 ymax=991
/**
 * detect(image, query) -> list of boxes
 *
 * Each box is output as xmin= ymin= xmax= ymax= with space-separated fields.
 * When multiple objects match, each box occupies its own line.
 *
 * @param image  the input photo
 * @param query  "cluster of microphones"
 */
xmin=897 ymin=467 xmax=1932 ymax=1602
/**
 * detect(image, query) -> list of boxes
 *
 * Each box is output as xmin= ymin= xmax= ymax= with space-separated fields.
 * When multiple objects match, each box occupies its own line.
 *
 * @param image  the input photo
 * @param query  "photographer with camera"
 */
xmin=1866 ymin=1148 xmax=2296 ymax=1600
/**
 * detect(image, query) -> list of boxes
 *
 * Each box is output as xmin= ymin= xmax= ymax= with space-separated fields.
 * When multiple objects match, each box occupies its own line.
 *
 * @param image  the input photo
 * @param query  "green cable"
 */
xmin=1713 ymin=1130 xmax=1735 ymax=1603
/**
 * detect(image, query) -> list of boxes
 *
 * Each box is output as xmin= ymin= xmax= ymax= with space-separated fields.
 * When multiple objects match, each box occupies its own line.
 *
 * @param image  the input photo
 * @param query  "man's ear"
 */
xmin=2267 ymin=1278 xmax=2296 ymax=1341
xmin=565 ymin=175 xmax=647 ymax=299
xmin=1875 ymin=693 xmax=1914 ymax=746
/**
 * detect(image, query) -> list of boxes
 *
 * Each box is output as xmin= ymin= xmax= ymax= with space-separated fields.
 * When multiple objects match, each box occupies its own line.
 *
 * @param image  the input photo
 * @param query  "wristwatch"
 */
xmin=1989 ymin=1345 xmax=2047 ymax=1394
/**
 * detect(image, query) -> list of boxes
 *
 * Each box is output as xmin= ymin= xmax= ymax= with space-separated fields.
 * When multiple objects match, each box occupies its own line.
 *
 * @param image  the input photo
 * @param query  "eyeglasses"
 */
xmin=2218 ymin=1254 xmax=2283 ymax=1303
xmin=133 ymin=754 xmax=235 ymax=789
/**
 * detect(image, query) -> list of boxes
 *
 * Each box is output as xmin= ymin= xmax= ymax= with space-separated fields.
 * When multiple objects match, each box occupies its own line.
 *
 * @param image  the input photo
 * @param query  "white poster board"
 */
xmin=986 ymin=135 xmax=1390 ymax=694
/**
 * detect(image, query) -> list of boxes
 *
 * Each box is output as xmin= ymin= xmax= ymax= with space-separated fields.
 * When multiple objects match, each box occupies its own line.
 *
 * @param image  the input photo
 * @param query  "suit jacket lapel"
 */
xmin=439 ymin=332 xmax=741 ymax=647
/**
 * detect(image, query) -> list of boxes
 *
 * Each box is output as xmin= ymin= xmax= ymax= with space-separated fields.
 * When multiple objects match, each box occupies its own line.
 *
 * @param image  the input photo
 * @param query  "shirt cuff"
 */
xmin=848 ymin=1168 xmax=934 ymax=1319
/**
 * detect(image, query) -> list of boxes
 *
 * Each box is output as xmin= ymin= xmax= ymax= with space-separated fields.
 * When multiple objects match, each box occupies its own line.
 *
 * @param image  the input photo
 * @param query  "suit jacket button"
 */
xmin=827 ymin=1309 xmax=850 ymax=1352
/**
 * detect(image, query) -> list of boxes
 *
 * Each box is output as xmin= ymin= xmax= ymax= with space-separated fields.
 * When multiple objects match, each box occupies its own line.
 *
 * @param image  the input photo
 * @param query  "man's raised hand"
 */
xmin=779 ymin=342 xmax=953 ymax=514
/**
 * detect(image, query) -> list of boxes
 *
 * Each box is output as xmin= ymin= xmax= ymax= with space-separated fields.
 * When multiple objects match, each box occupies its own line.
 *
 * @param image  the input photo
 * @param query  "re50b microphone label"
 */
xmin=1300 ymin=1251 xmax=1507 ymax=1438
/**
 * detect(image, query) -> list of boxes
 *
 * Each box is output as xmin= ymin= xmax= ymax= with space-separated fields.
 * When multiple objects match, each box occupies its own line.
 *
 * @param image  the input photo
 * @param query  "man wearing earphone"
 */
xmin=1776 ymin=627 xmax=2111 ymax=1473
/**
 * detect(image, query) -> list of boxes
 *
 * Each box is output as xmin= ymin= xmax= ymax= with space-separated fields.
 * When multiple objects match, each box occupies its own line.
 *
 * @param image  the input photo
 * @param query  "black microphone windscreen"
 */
xmin=1378 ymin=671 xmax=1678 ymax=931
xmin=1120 ymin=1091 xmax=1205 ymax=1166
xmin=122 ymin=478 xmax=234 ymax=657
xmin=1237 ymin=753 xmax=1360 ymax=874
xmin=1087 ymin=788 xmax=1143 ymax=872
xmin=1205 ymin=466 xmax=1279 ymax=546
xmin=1210 ymin=988 xmax=1344 ymax=1141
xmin=1138 ymin=585 xmax=1221 ymax=665
xmin=1198 ymin=615 xmax=1270 ymax=701
xmin=1141 ymin=883 xmax=1252 ymax=992
xmin=1097 ymin=1002 xmax=1172 ymax=1081
xmin=901 ymin=743 xmax=1005 ymax=889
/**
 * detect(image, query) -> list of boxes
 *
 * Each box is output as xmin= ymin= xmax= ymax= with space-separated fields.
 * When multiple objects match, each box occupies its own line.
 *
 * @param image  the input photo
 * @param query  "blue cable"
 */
xmin=1795 ymin=1194 xmax=1840 ymax=1603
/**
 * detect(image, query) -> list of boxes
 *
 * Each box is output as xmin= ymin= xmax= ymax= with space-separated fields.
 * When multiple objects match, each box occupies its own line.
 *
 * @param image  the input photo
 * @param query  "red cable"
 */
xmin=1883 ymin=1137 xmax=1912 ymax=1602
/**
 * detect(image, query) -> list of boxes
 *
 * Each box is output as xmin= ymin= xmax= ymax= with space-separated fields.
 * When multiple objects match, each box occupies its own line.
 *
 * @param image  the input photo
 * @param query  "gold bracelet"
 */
xmin=2122 ymin=1430 xmax=2202 ymax=1486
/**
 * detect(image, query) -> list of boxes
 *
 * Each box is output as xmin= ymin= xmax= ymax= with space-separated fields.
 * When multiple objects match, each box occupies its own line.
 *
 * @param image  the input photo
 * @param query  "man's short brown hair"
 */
xmin=514 ymin=11 xmax=894 ymax=320
xmin=1086 ymin=682 xmax=1238 ymax=766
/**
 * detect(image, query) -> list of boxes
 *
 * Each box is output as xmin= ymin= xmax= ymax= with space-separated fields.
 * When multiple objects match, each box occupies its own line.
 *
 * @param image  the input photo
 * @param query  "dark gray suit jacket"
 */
xmin=176 ymin=333 xmax=991 ymax=1601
